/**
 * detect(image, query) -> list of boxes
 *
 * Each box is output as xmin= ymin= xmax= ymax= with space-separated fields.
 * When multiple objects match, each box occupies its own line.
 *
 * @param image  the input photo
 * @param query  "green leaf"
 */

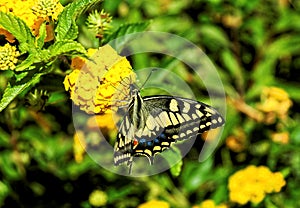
xmin=103 ymin=21 xmax=151 ymax=49
xmin=47 ymin=40 xmax=87 ymax=58
xmin=0 ymin=12 xmax=36 ymax=53
xmin=55 ymin=0 xmax=101 ymax=41
xmin=181 ymin=158 xmax=213 ymax=193
xmin=199 ymin=24 xmax=230 ymax=48
xmin=264 ymin=35 xmax=300 ymax=59
xmin=221 ymin=49 xmax=244 ymax=90
xmin=36 ymin=22 xmax=47 ymax=49
xmin=0 ymin=151 xmax=22 ymax=180
xmin=0 ymin=72 xmax=43 ymax=112
xmin=15 ymin=54 xmax=37 ymax=71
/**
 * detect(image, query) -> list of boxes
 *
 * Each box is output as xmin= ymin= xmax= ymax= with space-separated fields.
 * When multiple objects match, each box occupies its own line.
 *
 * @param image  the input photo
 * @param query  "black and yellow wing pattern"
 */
xmin=113 ymin=89 xmax=225 ymax=172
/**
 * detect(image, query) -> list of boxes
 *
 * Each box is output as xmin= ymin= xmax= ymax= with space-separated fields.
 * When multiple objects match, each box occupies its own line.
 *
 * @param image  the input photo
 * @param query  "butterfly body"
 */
xmin=114 ymin=89 xmax=225 ymax=172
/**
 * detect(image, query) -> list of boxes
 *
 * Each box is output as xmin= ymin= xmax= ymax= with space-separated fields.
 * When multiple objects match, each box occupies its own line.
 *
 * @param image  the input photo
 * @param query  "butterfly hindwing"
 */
xmin=114 ymin=94 xmax=225 ymax=170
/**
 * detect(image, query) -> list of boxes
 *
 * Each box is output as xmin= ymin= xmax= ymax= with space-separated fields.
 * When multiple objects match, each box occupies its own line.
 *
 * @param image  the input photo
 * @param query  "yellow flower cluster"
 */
xmin=228 ymin=165 xmax=286 ymax=205
xmin=0 ymin=0 xmax=64 ymax=42
xmin=32 ymin=0 xmax=63 ymax=20
xmin=64 ymin=45 xmax=135 ymax=114
xmin=138 ymin=200 xmax=170 ymax=208
xmin=0 ymin=0 xmax=37 ymax=27
xmin=0 ymin=43 xmax=20 ymax=70
xmin=257 ymin=87 xmax=292 ymax=121
xmin=89 ymin=190 xmax=107 ymax=207
xmin=193 ymin=200 xmax=228 ymax=208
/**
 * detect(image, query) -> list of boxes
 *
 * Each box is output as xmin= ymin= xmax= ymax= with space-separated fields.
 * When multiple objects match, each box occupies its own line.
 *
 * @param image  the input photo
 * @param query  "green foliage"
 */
xmin=0 ymin=12 xmax=36 ymax=53
xmin=1 ymin=0 xmax=300 ymax=207
xmin=0 ymin=72 xmax=43 ymax=112
xmin=55 ymin=0 xmax=101 ymax=41
xmin=103 ymin=21 xmax=151 ymax=47
xmin=0 ymin=0 xmax=103 ymax=112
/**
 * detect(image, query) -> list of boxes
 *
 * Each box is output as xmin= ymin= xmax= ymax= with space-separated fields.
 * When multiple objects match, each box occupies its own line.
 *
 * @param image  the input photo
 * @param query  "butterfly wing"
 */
xmin=114 ymin=95 xmax=225 ymax=169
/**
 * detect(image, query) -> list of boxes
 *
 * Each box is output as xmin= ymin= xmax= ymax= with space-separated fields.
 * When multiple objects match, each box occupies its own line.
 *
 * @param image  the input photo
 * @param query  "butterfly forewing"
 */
xmin=113 ymin=94 xmax=225 ymax=170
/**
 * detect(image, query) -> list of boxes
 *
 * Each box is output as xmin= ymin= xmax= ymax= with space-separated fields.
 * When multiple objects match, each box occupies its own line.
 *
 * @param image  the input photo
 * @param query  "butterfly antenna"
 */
xmin=139 ymin=68 xmax=157 ymax=90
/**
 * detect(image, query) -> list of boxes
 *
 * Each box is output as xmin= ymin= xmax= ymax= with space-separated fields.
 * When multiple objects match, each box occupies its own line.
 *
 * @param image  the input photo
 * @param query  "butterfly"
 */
xmin=113 ymin=85 xmax=225 ymax=173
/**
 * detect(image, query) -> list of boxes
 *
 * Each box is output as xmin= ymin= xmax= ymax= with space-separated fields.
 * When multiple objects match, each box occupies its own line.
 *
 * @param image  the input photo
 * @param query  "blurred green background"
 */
xmin=1 ymin=0 xmax=300 ymax=207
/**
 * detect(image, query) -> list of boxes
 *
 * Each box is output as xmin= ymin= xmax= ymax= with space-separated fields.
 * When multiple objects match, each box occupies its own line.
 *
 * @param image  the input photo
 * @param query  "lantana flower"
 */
xmin=257 ymin=87 xmax=292 ymax=123
xmin=0 ymin=43 xmax=20 ymax=70
xmin=138 ymin=200 xmax=170 ymax=208
xmin=192 ymin=200 xmax=228 ymax=208
xmin=0 ymin=0 xmax=64 ymax=42
xmin=228 ymin=165 xmax=286 ymax=205
xmin=64 ymin=45 xmax=136 ymax=114
xmin=31 ymin=0 xmax=63 ymax=20
xmin=0 ymin=0 xmax=38 ymax=28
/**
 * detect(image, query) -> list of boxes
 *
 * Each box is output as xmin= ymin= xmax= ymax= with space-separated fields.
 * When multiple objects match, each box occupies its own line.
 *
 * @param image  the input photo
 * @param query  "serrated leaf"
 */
xmin=0 ymin=12 xmax=36 ymax=53
xmin=0 ymin=72 xmax=43 ymax=112
xmin=103 ymin=22 xmax=151 ymax=49
xmin=55 ymin=0 xmax=101 ymax=41
xmin=47 ymin=40 xmax=87 ymax=58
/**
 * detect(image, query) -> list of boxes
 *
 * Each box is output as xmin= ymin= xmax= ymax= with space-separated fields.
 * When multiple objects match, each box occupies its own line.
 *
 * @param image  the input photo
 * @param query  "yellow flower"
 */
xmin=257 ymin=87 xmax=292 ymax=121
xmin=228 ymin=165 xmax=286 ymax=205
xmin=73 ymin=131 xmax=86 ymax=163
xmin=271 ymin=132 xmax=289 ymax=144
xmin=64 ymin=44 xmax=136 ymax=114
xmin=32 ymin=0 xmax=64 ymax=20
xmin=199 ymin=200 xmax=216 ymax=208
xmin=193 ymin=200 xmax=228 ymax=208
xmin=1 ymin=0 xmax=63 ymax=41
xmin=89 ymin=190 xmax=107 ymax=207
xmin=0 ymin=0 xmax=37 ymax=27
xmin=0 ymin=43 xmax=20 ymax=70
xmin=138 ymin=200 xmax=170 ymax=208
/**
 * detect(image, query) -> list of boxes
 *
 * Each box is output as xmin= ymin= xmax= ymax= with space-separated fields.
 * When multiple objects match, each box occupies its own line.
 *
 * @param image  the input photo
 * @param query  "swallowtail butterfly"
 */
xmin=113 ymin=84 xmax=225 ymax=173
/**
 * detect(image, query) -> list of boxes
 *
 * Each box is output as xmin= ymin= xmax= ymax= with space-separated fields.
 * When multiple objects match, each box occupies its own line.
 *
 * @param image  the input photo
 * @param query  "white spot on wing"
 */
xmin=218 ymin=117 xmax=223 ymax=123
xmin=153 ymin=146 xmax=161 ymax=151
xmin=169 ymin=99 xmax=179 ymax=112
xmin=183 ymin=102 xmax=190 ymax=113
